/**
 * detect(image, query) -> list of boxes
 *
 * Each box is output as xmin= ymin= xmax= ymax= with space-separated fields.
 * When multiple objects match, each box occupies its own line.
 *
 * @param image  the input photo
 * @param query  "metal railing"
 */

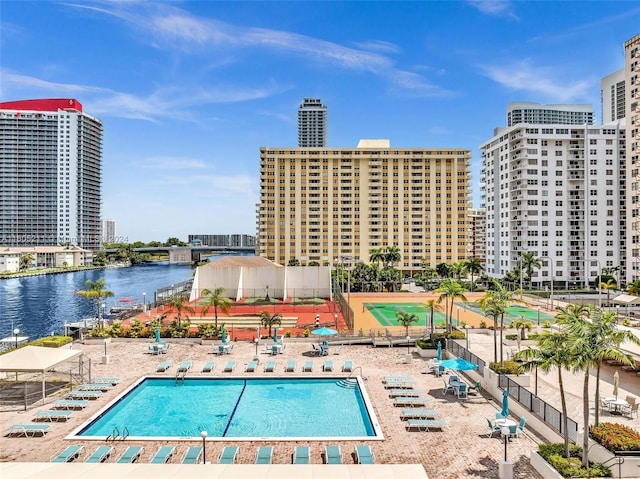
xmin=448 ymin=341 xmax=487 ymax=376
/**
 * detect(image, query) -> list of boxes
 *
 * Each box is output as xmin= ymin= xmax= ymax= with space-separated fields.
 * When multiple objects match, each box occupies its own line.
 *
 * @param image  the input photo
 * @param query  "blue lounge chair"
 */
xmin=218 ymin=446 xmax=238 ymax=464
xmin=68 ymin=390 xmax=102 ymax=399
xmin=255 ymin=446 xmax=273 ymax=464
xmin=202 ymin=361 xmax=215 ymax=373
xmin=393 ymin=397 xmax=429 ymax=407
xmin=53 ymin=399 xmax=88 ymax=409
xmin=355 ymin=445 xmax=374 ymax=464
xmin=401 ymin=409 xmax=438 ymax=420
xmin=285 ymin=360 xmax=296 ymax=372
xmin=405 ymin=419 xmax=447 ymax=431
xmin=7 ymin=424 xmax=49 ymax=437
xmin=323 ymin=360 xmax=333 ymax=372
xmin=293 ymin=445 xmax=310 ymax=464
xmin=245 ymin=359 xmax=258 ymax=372
xmin=78 ymin=383 xmax=112 ymax=391
xmin=223 ymin=361 xmax=236 ymax=372
xmin=51 ymin=445 xmax=84 ymax=462
xmin=116 ymin=446 xmax=144 ymax=463
xmin=302 ymin=360 xmax=313 ymax=372
xmin=177 ymin=360 xmax=192 ymax=372
xmin=342 ymin=360 xmax=353 ymax=372
xmin=388 ymin=388 xmax=424 ymax=398
xmin=150 ymin=446 xmax=175 ymax=464
xmin=324 ymin=445 xmax=342 ymax=464
xmin=182 ymin=446 xmax=202 ymax=464
xmin=93 ymin=377 xmax=120 ymax=385
xmin=86 ymin=445 xmax=114 ymax=463
xmin=264 ymin=360 xmax=276 ymax=372
xmin=156 ymin=360 xmax=172 ymax=372
xmin=34 ymin=410 xmax=73 ymax=421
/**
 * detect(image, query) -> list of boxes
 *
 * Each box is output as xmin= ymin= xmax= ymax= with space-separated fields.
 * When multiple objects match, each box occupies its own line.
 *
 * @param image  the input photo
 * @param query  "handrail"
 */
xmin=121 ymin=426 xmax=129 ymax=440
xmin=106 ymin=426 xmax=120 ymax=442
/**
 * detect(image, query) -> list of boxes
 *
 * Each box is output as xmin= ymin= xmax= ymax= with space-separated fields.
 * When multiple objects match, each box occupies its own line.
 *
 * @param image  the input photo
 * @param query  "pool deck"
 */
xmin=0 ymin=339 xmax=543 ymax=478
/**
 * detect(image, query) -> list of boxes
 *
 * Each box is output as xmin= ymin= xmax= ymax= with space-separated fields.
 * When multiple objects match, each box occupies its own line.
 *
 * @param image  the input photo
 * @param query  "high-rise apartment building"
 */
xmin=467 ymin=208 xmax=486 ymax=264
xmin=258 ymin=140 xmax=471 ymax=270
xmin=188 ymin=234 xmax=256 ymax=247
xmin=481 ymin=120 xmax=626 ymax=288
xmin=601 ymin=69 xmax=626 ymax=124
xmin=507 ymin=102 xmax=594 ymax=127
xmin=625 ymin=34 xmax=640 ymax=283
xmin=298 ymin=98 xmax=327 ymax=147
xmin=0 ymin=99 xmax=103 ymax=250
xmin=102 ymin=219 xmax=117 ymax=244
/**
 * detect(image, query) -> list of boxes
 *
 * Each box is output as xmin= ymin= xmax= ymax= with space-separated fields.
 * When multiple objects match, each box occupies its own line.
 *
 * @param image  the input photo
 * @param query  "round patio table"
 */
xmin=495 ymin=418 xmax=517 ymax=428
xmin=604 ymin=397 xmax=629 ymax=414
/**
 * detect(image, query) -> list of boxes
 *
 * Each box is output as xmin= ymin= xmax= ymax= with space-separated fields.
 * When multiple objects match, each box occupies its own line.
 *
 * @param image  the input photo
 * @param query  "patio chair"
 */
xmin=51 ymin=445 xmax=84 ymax=462
xmin=323 ymin=360 xmax=333 ymax=372
xmin=85 ymin=445 xmax=114 ymax=463
xmin=468 ymin=381 xmax=482 ymax=394
xmin=182 ymin=446 xmax=202 ymax=464
xmin=223 ymin=361 xmax=236 ymax=372
xmin=624 ymin=402 xmax=639 ymax=418
xmin=600 ymin=398 xmax=611 ymax=415
xmin=177 ymin=360 xmax=192 ymax=373
xmin=285 ymin=360 xmax=296 ymax=372
xmin=202 ymin=361 xmax=215 ymax=373
xmin=442 ymin=379 xmax=455 ymax=395
xmin=156 ymin=360 xmax=172 ymax=372
xmin=324 ymin=445 xmax=342 ymax=464
xmin=342 ymin=360 xmax=353 ymax=372
xmin=255 ymin=446 xmax=273 ymax=464
xmin=218 ymin=446 xmax=238 ymax=464
xmin=7 ymin=424 xmax=49 ymax=437
xmin=293 ymin=445 xmax=310 ymax=464
xmin=150 ymin=446 xmax=175 ymax=464
xmin=354 ymin=444 xmax=375 ymax=464
xmin=302 ymin=360 xmax=313 ymax=372
xmin=272 ymin=345 xmax=279 ymax=356
xmin=245 ymin=359 xmax=258 ymax=372
xmin=264 ymin=360 xmax=276 ymax=373
xmin=116 ymin=446 xmax=144 ymax=463
xmin=485 ymin=418 xmax=501 ymax=438
xmin=34 ymin=410 xmax=73 ymax=422
xmin=311 ymin=343 xmax=321 ymax=356
xmin=626 ymin=395 xmax=637 ymax=406
xmin=456 ymin=383 xmax=468 ymax=400
xmin=507 ymin=425 xmax=519 ymax=441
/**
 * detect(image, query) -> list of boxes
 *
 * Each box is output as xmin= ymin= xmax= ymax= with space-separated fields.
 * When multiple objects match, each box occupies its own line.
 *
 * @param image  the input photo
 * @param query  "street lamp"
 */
xmin=13 ymin=328 xmax=19 ymax=349
xmin=254 ymin=337 xmax=259 ymax=356
xmin=101 ymin=303 xmax=106 ymax=328
xmin=143 ymin=292 xmax=146 ymax=312
xmin=536 ymin=306 xmax=540 ymax=327
xmin=499 ymin=426 xmax=514 ymax=479
xmin=200 ymin=430 xmax=207 ymax=464
xmin=465 ymin=324 xmax=470 ymax=350
xmin=406 ymin=335 xmax=411 ymax=355
xmin=502 ymin=426 xmax=510 ymax=460
xmin=265 ymin=285 xmax=270 ymax=302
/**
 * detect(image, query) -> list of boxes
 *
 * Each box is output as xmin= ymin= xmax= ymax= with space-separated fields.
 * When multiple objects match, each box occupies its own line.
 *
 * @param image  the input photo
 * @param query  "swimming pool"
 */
xmin=71 ymin=377 xmax=382 ymax=441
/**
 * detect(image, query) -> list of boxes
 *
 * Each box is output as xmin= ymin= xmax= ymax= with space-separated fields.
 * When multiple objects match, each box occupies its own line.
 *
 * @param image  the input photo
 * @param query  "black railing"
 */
xmin=448 ymin=341 xmax=486 ymax=376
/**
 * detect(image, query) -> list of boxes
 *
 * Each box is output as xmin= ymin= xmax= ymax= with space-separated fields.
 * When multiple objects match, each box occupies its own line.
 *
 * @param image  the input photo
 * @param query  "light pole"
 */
xmin=541 ymin=256 xmax=554 ymax=311
xmin=254 ymin=337 xmax=259 ymax=356
xmin=200 ymin=430 xmax=207 ymax=463
xmin=465 ymin=324 xmax=470 ymax=350
xmin=456 ymin=306 xmax=460 ymax=328
xmin=101 ymin=303 xmax=106 ymax=328
xmin=265 ymin=285 xmax=270 ymax=302
xmin=13 ymin=328 xmax=19 ymax=349
xmin=536 ymin=306 xmax=540 ymax=327
xmin=406 ymin=335 xmax=411 ymax=355
xmin=143 ymin=292 xmax=146 ymax=312
xmin=500 ymin=426 xmax=513 ymax=479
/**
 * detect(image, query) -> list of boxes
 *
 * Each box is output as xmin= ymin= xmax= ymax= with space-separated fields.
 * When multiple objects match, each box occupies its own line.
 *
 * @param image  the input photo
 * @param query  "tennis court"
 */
xmin=364 ymin=302 xmax=447 ymax=327
xmin=459 ymin=302 xmax=556 ymax=324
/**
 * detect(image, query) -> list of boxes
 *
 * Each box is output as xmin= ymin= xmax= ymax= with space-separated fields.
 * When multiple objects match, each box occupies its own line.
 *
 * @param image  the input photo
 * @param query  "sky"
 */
xmin=1 ymin=1 xmax=639 ymax=243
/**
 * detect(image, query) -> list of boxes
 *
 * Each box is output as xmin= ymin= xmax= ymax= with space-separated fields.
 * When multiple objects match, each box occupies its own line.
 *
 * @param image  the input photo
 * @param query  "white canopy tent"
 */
xmin=0 ymin=346 xmax=83 ymax=404
xmin=612 ymin=294 xmax=640 ymax=305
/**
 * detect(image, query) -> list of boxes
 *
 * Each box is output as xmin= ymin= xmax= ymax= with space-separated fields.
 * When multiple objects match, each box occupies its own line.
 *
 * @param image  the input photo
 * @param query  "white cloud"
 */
xmin=482 ymin=59 xmax=592 ymax=102
xmin=466 ymin=0 xmax=519 ymax=20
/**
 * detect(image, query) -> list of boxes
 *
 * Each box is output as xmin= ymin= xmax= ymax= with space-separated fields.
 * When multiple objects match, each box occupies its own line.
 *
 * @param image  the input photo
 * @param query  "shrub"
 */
xmin=538 ymin=443 xmax=612 ymax=478
xmin=197 ymin=323 xmax=217 ymax=339
xmin=489 ymin=361 xmax=522 ymax=375
xmin=448 ymin=330 xmax=466 ymax=340
xmin=479 ymin=320 xmax=487 ymax=329
xmin=129 ymin=319 xmax=144 ymax=338
xmin=29 ymin=336 xmax=72 ymax=348
xmin=303 ymin=328 xmax=310 ymax=338
xmin=416 ymin=339 xmax=436 ymax=349
xmin=590 ymin=422 xmax=640 ymax=453
xmin=284 ymin=330 xmax=292 ymax=338
xmin=505 ymin=333 xmax=518 ymax=341
xmin=542 ymin=320 xmax=552 ymax=328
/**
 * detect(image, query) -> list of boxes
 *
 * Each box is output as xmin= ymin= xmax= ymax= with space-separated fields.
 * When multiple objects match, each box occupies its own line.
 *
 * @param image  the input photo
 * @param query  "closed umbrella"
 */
xmin=439 ymin=358 xmax=478 ymax=371
xmin=500 ymin=388 xmax=510 ymax=417
xmin=436 ymin=342 xmax=442 ymax=361
xmin=613 ymin=371 xmax=620 ymax=399
xmin=221 ymin=327 xmax=228 ymax=344
xmin=273 ymin=327 xmax=279 ymax=343
xmin=154 ymin=327 xmax=161 ymax=343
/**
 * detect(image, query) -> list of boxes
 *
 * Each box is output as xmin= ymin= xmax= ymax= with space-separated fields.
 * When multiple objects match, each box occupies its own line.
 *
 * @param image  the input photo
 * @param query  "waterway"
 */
xmin=0 ymin=262 xmax=195 ymax=341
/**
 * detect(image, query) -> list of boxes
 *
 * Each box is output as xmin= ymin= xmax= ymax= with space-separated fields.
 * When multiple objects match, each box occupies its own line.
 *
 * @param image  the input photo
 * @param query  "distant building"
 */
xmin=601 ymin=69 xmax=626 ymax=124
xmin=625 ymin=33 xmax=640 ymax=284
xmin=0 ymin=99 xmax=103 ymax=250
xmin=102 ymin=219 xmax=117 ymax=244
xmin=298 ymin=98 xmax=327 ymax=147
xmin=0 ymin=245 xmax=91 ymax=273
xmin=506 ymin=102 xmax=594 ymax=127
xmin=187 ymin=234 xmax=256 ymax=248
xmin=467 ymin=208 xmax=486 ymax=264
xmin=258 ymin=140 xmax=471 ymax=270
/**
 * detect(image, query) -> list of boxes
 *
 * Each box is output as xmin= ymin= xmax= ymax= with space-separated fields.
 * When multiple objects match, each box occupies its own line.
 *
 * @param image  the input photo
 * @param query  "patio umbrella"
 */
xmin=436 ymin=342 xmax=442 ymax=361
xmin=613 ymin=371 xmax=620 ymax=399
xmin=273 ymin=327 xmax=279 ymax=343
xmin=154 ymin=327 xmax=161 ymax=343
xmin=501 ymin=388 xmax=510 ymax=417
xmin=438 ymin=357 xmax=478 ymax=371
xmin=311 ymin=327 xmax=338 ymax=336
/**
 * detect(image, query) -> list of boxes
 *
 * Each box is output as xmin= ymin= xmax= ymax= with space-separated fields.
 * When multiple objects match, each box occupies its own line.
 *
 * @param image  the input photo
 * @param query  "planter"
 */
xmin=575 ymin=431 xmax=640 ymax=478
xmin=415 ymin=346 xmax=438 ymax=359
xmin=82 ymin=337 xmax=111 ymax=345
xmin=530 ymin=450 xmax=564 ymax=479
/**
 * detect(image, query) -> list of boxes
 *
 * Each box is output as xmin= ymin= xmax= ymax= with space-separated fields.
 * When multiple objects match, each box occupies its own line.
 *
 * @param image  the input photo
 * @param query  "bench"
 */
xmin=406 ymin=419 xmax=447 ymax=431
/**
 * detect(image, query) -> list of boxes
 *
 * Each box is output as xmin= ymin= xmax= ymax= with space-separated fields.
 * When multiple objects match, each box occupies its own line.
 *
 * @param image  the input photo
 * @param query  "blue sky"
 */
xmin=1 ymin=1 xmax=638 ymax=243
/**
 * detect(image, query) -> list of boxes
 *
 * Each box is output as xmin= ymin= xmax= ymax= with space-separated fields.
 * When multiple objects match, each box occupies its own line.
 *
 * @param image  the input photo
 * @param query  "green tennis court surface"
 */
xmin=459 ymin=302 xmax=555 ymax=324
xmin=364 ymin=302 xmax=447 ymax=327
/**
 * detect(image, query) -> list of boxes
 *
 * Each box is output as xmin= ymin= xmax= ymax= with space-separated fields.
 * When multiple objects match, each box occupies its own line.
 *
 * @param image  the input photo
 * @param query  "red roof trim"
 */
xmin=0 ymin=99 xmax=83 ymax=112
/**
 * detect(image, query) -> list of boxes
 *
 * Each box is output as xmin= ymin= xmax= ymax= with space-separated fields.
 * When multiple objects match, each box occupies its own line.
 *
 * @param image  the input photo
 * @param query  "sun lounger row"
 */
xmin=48 ymin=444 xmax=375 ymax=464
xmin=157 ymin=359 xmax=355 ymax=374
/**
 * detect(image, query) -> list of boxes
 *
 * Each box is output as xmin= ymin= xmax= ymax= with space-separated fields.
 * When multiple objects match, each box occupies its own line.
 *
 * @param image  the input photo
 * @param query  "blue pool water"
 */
xmin=76 ymin=377 xmax=378 ymax=439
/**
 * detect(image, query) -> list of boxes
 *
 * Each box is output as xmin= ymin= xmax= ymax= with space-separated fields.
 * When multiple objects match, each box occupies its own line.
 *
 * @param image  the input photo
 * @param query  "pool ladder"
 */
xmin=336 ymin=366 xmax=363 ymax=389
xmin=106 ymin=426 xmax=129 ymax=442
xmin=175 ymin=369 xmax=187 ymax=384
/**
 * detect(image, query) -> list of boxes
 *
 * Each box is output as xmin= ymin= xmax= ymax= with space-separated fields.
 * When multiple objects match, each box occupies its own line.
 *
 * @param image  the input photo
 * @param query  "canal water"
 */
xmin=0 ymin=262 xmax=195 ymax=341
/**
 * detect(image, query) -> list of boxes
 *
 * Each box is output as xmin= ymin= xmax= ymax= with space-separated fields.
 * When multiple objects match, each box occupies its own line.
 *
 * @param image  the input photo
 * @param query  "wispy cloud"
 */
xmin=141 ymin=156 xmax=209 ymax=170
xmin=466 ymin=0 xmax=519 ymax=20
xmin=482 ymin=59 xmax=592 ymax=102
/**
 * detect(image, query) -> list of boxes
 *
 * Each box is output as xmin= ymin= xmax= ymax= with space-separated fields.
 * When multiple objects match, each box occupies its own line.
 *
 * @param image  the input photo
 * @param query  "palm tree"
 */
xmin=478 ymin=280 xmax=513 ymax=364
xmin=395 ymin=310 xmax=419 ymax=338
xmin=166 ymin=294 xmax=195 ymax=329
xmin=435 ymin=263 xmax=451 ymax=279
xmin=288 ymin=257 xmax=300 ymax=266
xmin=384 ymin=245 xmax=401 ymax=268
xmin=369 ymin=248 xmax=384 ymax=266
xmin=260 ymin=310 xmax=282 ymax=337
xmin=200 ymin=287 xmax=232 ymax=331
xmin=435 ymin=279 xmax=467 ymax=332
xmin=515 ymin=331 xmax=573 ymax=458
xmin=425 ymin=298 xmax=437 ymax=334
xmin=520 ymin=252 xmax=542 ymax=290
xmin=465 ymin=257 xmax=484 ymax=292
xmin=627 ymin=279 xmax=640 ymax=296
xmin=600 ymin=278 xmax=617 ymax=308
xmin=449 ymin=261 xmax=467 ymax=281
xmin=76 ymin=277 xmax=115 ymax=327
xmin=19 ymin=252 xmax=34 ymax=271
xmin=510 ymin=316 xmax=533 ymax=350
